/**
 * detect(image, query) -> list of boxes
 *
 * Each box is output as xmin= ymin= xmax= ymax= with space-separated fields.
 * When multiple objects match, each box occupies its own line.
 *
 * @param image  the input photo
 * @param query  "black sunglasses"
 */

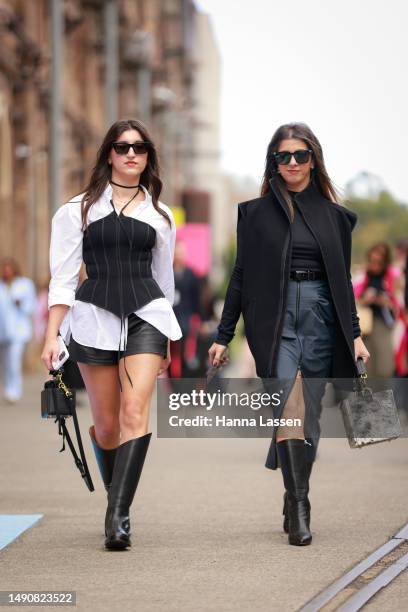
xmin=112 ymin=141 xmax=152 ymax=155
xmin=274 ymin=149 xmax=313 ymax=165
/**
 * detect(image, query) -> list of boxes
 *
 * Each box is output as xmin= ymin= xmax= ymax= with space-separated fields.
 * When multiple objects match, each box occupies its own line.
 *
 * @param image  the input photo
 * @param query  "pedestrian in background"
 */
xmin=354 ymin=243 xmax=400 ymax=378
xmin=169 ymin=241 xmax=200 ymax=379
xmin=209 ymin=122 xmax=370 ymax=546
xmin=0 ymin=258 xmax=36 ymax=403
xmin=41 ymin=119 xmax=182 ymax=549
xmin=389 ymin=239 xmax=408 ymax=377
xmin=196 ymin=275 xmax=218 ymax=377
xmin=394 ymin=238 xmax=408 ymax=281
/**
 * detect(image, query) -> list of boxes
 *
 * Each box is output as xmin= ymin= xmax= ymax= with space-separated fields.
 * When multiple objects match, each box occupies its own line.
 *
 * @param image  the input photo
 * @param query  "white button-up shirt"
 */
xmin=48 ymin=183 xmax=182 ymax=349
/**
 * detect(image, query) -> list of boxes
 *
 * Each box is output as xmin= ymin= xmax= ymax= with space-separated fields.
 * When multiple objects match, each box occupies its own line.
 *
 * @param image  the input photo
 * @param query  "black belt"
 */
xmin=290 ymin=270 xmax=325 ymax=281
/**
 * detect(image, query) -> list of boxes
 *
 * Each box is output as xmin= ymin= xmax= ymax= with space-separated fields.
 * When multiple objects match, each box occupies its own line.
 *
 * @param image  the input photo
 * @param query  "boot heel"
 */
xmin=287 ymin=496 xmax=312 ymax=545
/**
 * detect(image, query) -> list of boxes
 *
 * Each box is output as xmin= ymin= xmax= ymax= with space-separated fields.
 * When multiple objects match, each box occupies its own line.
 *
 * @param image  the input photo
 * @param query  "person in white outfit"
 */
xmin=41 ymin=119 xmax=182 ymax=549
xmin=0 ymin=258 xmax=36 ymax=403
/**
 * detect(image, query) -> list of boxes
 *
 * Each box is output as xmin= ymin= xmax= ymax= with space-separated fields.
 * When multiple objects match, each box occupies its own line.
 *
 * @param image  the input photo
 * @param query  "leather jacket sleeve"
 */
xmin=215 ymin=204 xmax=246 ymax=345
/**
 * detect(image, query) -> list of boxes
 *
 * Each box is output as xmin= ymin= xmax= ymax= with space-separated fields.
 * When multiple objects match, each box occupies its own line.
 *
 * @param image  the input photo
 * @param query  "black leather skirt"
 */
xmin=68 ymin=313 xmax=168 ymax=365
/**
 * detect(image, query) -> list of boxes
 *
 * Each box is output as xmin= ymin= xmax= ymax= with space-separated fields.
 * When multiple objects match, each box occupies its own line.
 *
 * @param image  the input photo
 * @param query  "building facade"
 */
xmin=0 ymin=0 xmax=209 ymax=285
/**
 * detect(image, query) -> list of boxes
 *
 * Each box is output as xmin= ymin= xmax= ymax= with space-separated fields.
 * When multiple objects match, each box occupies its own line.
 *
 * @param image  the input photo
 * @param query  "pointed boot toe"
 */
xmin=104 ymin=507 xmax=131 ymax=549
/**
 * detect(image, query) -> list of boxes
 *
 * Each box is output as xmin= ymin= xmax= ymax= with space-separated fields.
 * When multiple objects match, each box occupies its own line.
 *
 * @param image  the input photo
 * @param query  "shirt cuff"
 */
xmin=48 ymin=288 xmax=75 ymax=309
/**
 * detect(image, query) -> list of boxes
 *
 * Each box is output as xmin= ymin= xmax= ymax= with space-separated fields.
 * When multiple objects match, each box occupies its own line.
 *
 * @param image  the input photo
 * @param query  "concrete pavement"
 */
xmin=0 ymin=373 xmax=407 ymax=611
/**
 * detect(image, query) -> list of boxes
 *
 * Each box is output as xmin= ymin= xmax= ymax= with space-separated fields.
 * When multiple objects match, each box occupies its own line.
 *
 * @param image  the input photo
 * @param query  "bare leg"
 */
xmin=118 ymin=353 xmax=163 ymax=443
xmin=78 ymin=363 xmax=121 ymax=449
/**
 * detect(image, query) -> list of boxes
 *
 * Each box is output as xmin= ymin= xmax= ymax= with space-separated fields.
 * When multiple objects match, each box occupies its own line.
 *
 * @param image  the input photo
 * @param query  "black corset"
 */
xmin=75 ymin=210 xmax=164 ymax=318
xmin=74 ymin=199 xmax=167 ymax=391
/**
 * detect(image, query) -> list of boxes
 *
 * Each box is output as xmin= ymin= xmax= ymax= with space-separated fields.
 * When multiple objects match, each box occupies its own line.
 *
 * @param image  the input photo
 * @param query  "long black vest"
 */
xmin=75 ymin=209 xmax=164 ymax=318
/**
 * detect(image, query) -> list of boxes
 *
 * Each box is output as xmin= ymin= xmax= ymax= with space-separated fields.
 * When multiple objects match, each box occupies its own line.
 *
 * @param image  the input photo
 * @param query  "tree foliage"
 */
xmin=344 ymin=190 xmax=408 ymax=263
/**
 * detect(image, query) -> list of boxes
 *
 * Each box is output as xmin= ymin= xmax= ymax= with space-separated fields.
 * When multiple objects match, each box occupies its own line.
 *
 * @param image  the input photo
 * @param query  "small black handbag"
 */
xmin=41 ymin=368 xmax=94 ymax=491
xmin=340 ymin=357 xmax=402 ymax=448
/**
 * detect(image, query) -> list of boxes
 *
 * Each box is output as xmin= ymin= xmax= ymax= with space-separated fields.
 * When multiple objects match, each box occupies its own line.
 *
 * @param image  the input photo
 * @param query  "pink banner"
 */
xmin=176 ymin=224 xmax=211 ymax=277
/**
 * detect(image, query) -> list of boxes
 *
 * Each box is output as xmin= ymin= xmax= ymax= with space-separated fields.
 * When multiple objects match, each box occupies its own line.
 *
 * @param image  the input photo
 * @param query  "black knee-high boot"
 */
xmin=89 ymin=426 xmax=117 ymax=494
xmin=104 ymin=432 xmax=152 ymax=550
xmin=277 ymin=439 xmax=314 ymax=546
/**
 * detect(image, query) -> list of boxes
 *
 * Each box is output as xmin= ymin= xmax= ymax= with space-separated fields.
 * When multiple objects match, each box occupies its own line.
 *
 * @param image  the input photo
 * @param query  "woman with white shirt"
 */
xmin=0 ymin=258 xmax=36 ymax=402
xmin=41 ymin=119 xmax=182 ymax=550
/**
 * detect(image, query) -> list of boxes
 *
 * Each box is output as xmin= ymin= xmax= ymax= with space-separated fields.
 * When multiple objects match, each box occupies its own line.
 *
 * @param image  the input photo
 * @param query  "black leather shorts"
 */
xmin=68 ymin=313 xmax=168 ymax=365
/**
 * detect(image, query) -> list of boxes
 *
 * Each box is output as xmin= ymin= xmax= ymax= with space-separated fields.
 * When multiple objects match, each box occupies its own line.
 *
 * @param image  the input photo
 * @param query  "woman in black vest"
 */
xmin=209 ymin=122 xmax=370 ymax=546
xmin=41 ymin=119 xmax=182 ymax=549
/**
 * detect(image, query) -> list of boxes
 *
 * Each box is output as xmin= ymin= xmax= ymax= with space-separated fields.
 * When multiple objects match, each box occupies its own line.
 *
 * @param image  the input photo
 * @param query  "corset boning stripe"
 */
xmin=87 ymin=223 xmax=100 ymax=305
xmin=139 ymin=220 xmax=152 ymax=301
xmin=129 ymin=220 xmax=139 ymax=310
xmin=101 ymin=216 xmax=110 ymax=309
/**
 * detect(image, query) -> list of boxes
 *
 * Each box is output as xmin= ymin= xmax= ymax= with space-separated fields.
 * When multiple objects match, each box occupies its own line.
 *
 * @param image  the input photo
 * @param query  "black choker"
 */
xmin=110 ymin=180 xmax=140 ymax=189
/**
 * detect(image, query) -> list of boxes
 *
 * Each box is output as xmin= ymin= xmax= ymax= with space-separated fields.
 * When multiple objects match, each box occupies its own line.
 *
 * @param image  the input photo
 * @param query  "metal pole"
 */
xmin=27 ymin=153 xmax=35 ymax=279
xmin=105 ymin=0 xmax=119 ymax=127
xmin=137 ymin=65 xmax=151 ymax=126
xmin=50 ymin=0 xmax=63 ymax=215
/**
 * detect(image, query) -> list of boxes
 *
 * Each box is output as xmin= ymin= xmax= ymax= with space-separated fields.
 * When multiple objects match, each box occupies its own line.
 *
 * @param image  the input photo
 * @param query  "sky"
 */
xmin=195 ymin=0 xmax=408 ymax=202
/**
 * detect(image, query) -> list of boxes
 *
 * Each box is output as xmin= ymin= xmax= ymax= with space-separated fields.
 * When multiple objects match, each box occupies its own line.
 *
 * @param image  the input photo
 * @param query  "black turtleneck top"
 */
xmin=289 ymin=190 xmax=323 ymax=273
xmin=288 ymin=189 xmax=361 ymax=338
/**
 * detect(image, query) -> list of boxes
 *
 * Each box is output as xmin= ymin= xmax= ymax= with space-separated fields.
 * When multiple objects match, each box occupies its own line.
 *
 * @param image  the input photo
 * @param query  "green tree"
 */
xmin=344 ymin=190 xmax=408 ymax=263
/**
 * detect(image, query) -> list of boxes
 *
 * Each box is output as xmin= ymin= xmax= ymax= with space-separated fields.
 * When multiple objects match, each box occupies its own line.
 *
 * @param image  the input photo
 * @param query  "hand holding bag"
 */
xmin=41 ymin=368 xmax=94 ymax=491
xmin=340 ymin=357 xmax=402 ymax=448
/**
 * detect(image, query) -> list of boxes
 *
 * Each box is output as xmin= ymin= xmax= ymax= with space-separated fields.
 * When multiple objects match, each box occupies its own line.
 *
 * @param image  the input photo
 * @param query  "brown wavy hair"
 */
xmin=77 ymin=119 xmax=171 ymax=230
xmin=260 ymin=122 xmax=340 ymax=221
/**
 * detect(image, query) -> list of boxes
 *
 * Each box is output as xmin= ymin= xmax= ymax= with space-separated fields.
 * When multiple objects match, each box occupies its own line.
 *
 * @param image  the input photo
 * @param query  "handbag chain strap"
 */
xmin=356 ymin=365 xmax=373 ymax=400
xmin=55 ymin=371 xmax=73 ymax=397
xmin=358 ymin=370 xmax=368 ymax=389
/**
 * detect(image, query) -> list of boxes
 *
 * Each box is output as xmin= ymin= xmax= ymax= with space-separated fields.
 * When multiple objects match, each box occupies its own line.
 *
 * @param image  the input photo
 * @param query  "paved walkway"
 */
xmin=0 ymin=374 xmax=407 ymax=611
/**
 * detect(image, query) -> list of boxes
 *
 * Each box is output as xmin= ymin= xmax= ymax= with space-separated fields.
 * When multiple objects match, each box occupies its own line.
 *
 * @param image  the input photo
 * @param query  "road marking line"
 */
xmin=337 ymin=551 xmax=408 ymax=611
xmin=299 ymin=521 xmax=408 ymax=611
xmin=0 ymin=515 xmax=43 ymax=550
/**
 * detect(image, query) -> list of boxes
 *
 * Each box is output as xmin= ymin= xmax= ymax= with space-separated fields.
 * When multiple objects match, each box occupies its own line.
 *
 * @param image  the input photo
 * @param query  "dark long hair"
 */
xmin=260 ymin=122 xmax=340 ymax=221
xmin=77 ymin=119 xmax=171 ymax=229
